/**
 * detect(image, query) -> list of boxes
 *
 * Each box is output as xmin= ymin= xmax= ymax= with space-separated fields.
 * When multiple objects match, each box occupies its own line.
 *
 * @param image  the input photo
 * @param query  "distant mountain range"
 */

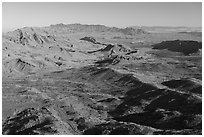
xmin=4 ymin=23 xmax=201 ymax=34
xmin=49 ymin=23 xmax=148 ymax=35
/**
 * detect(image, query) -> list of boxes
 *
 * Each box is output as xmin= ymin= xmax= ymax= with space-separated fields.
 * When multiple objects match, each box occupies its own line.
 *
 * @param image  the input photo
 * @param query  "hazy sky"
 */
xmin=2 ymin=2 xmax=202 ymax=32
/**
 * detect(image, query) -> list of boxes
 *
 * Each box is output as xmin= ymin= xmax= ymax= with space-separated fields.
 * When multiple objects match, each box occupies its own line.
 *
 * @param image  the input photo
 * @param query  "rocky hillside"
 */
xmin=3 ymin=66 xmax=202 ymax=135
xmin=2 ymin=24 xmax=148 ymax=78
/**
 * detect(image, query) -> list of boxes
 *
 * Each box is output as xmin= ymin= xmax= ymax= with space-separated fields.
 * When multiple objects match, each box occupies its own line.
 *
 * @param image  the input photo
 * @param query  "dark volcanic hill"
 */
xmin=152 ymin=40 xmax=202 ymax=55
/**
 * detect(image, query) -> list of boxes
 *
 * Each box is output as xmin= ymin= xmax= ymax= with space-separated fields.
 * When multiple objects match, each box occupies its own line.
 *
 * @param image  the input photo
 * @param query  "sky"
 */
xmin=2 ymin=2 xmax=202 ymax=32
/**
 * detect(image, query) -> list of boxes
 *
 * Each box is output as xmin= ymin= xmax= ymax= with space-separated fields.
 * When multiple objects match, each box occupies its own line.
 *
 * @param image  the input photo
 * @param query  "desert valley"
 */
xmin=2 ymin=23 xmax=202 ymax=135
